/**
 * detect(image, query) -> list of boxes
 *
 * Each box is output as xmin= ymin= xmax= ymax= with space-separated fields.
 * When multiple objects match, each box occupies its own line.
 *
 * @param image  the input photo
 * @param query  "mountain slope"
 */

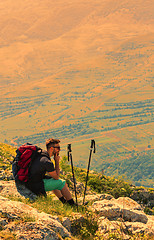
xmin=0 ymin=0 xmax=153 ymax=185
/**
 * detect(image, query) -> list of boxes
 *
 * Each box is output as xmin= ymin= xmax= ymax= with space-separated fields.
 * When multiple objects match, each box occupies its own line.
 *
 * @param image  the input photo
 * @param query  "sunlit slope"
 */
xmin=0 ymin=0 xmax=153 ymax=88
xmin=0 ymin=0 xmax=153 ymax=185
xmin=1 ymin=34 xmax=153 ymax=141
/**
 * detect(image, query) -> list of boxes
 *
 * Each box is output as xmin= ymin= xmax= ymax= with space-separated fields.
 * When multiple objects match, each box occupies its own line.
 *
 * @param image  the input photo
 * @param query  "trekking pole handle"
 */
xmin=91 ymin=139 xmax=96 ymax=153
xmin=67 ymin=144 xmax=72 ymax=161
xmin=68 ymin=144 xmax=72 ymax=152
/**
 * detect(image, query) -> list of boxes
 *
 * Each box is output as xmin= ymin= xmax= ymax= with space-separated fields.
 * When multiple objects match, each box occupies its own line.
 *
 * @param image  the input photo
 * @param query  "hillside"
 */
xmin=0 ymin=0 xmax=153 ymax=185
xmin=0 ymin=142 xmax=153 ymax=203
xmin=0 ymin=142 xmax=154 ymax=239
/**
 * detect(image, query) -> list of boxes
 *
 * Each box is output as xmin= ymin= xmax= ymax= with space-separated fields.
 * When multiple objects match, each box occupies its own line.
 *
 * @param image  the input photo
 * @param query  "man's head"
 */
xmin=46 ymin=138 xmax=61 ymax=157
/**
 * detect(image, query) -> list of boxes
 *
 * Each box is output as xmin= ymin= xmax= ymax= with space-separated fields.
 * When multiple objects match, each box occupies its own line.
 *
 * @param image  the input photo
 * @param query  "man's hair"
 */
xmin=46 ymin=138 xmax=60 ymax=150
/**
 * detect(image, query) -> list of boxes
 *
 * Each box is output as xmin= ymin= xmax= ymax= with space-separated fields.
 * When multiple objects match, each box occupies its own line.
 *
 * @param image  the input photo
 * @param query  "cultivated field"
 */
xmin=0 ymin=0 xmax=153 ymax=186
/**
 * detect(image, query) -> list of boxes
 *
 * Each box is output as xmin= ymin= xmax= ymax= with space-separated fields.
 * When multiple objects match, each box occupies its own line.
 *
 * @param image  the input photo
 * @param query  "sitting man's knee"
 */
xmin=62 ymin=182 xmax=68 ymax=189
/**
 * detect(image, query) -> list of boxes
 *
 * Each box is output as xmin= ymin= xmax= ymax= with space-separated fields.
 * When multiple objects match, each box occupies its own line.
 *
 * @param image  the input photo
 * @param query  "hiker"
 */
xmin=25 ymin=138 xmax=76 ymax=206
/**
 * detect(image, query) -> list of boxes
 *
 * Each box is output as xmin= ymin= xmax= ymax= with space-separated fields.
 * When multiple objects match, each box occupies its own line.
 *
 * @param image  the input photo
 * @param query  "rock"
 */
xmin=92 ymin=196 xmax=154 ymax=238
xmin=125 ymin=221 xmax=154 ymax=236
xmin=0 ymin=217 xmax=8 ymax=227
xmin=97 ymin=217 xmax=131 ymax=239
xmin=0 ymin=196 xmax=71 ymax=239
xmin=0 ymin=180 xmax=21 ymax=197
xmin=70 ymin=213 xmax=85 ymax=235
xmin=76 ymin=182 xmax=85 ymax=194
xmin=123 ymin=209 xmax=148 ymax=223
xmin=98 ymin=217 xmax=131 ymax=234
xmin=98 ymin=218 xmax=154 ymax=239
xmin=68 ymin=179 xmax=92 ymax=195
xmin=0 ymin=180 xmax=153 ymax=239
xmin=92 ymin=197 xmax=148 ymax=223
xmin=146 ymin=215 xmax=154 ymax=233
xmin=115 ymin=197 xmax=143 ymax=211
xmin=62 ymin=217 xmax=72 ymax=232
xmin=0 ymin=169 xmax=14 ymax=180
xmin=15 ymin=181 xmax=37 ymax=201
xmin=3 ymin=222 xmax=60 ymax=240
xmin=78 ymin=193 xmax=114 ymax=203
xmin=0 ymin=180 xmax=37 ymax=201
xmin=97 ymin=216 xmax=154 ymax=237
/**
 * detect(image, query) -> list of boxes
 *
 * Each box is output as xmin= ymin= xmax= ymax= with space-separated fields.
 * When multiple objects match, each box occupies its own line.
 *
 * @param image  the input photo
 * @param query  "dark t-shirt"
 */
xmin=25 ymin=150 xmax=55 ymax=195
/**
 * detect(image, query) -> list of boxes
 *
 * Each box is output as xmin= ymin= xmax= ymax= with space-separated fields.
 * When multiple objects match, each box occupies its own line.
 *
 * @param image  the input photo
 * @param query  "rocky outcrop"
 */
xmin=0 ymin=180 xmax=21 ymax=197
xmin=0 ymin=180 xmax=37 ymax=200
xmin=0 ymin=180 xmax=154 ymax=239
xmin=0 ymin=196 xmax=71 ymax=239
xmin=92 ymin=197 xmax=147 ymax=223
xmin=97 ymin=217 xmax=154 ymax=239
xmin=61 ymin=194 xmax=154 ymax=238
xmin=91 ymin=196 xmax=154 ymax=237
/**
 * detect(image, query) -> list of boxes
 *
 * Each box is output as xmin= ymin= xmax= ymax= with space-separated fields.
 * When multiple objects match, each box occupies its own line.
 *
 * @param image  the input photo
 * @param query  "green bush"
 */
xmin=71 ymin=211 xmax=98 ymax=240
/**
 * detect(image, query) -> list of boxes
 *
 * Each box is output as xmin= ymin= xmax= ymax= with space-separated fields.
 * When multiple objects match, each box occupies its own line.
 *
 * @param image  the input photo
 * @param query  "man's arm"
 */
xmin=48 ymin=153 xmax=60 ymax=180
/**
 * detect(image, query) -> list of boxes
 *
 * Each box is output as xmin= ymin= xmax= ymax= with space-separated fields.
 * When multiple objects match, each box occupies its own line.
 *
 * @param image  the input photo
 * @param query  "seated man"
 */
xmin=25 ymin=138 xmax=76 ymax=206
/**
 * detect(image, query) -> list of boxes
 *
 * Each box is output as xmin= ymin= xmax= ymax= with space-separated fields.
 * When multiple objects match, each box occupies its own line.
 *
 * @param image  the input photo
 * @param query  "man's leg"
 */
xmin=53 ymin=183 xmax=75 ymax=205
xmin=61 ymin=183 xmax=76 ymax=206
xmin=52 ymin=189 xmax=67 ymax=203
xmin=52 ymin=189 xmax=63 ymax=198
xmin=43 ymin=179 xmax=76 ymax=205
xmin=61 ymin=182 xmax=73 ymax=200
xmin=52 ymin=183 xmax=72 ymax=200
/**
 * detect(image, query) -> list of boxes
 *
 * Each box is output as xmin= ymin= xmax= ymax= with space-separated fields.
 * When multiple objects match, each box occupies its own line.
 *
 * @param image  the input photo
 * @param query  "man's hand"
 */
xmin=54 ymin=153 xmax=60 ymax=162
xmin=51 ymin=152 xmax=60 ymax=179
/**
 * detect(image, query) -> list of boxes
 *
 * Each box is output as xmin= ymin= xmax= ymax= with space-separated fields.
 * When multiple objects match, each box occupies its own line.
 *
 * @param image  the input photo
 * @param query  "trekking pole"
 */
xmin=83 ymin=139 xmax=96 ymax=205
xmin=67 ymin=144 xmax=78 ymax=210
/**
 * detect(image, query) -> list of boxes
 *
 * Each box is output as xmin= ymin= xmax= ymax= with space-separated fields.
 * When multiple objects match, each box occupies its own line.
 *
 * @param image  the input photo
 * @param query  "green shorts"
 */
xmin=43 ymin=178 xmax=66 ymax=191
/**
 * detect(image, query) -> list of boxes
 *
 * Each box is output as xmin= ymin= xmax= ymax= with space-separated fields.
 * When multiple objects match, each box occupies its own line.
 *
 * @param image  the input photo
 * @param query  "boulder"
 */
xmin=92 ymin=196 xmax=154 ymax=238
xmin=97 ymin=218 xmax=154 ymax=239
xmin=0 ymin=180 xmax=37 ymax=201
xmin=92 ymin=197 xmax=148 ymax=223
xmin=3 ymin=222 xmax=60 ymax=240
xmin=125 ymin=221 xmax=154 ymax=236
xmin=115 ymin=197 xmax=143 ymax=211
xmin=0 ymin=180 xmax=21 ymax=197
xmin=98 ymin=217 xmax=119 ymax=232
xmin=62 ymin=217 xmax=72 ymax=232
xmin=0 ymin=196 xmax=71 ymax=239
xmin=61 ymin=213 xmax=87 ymax=236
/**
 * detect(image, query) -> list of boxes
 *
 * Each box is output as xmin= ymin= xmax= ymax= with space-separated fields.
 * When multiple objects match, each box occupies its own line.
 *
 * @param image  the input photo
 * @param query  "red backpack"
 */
xmin=12 ymin=143 xmax=42 ymax=182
